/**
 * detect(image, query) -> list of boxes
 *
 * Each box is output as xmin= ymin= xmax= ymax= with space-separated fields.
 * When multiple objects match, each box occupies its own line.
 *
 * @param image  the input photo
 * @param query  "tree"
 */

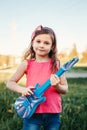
xmin=80 ymin=49 xmax=87 ymax=63
xmin=68 ymin=43 xmax=78 ymax=59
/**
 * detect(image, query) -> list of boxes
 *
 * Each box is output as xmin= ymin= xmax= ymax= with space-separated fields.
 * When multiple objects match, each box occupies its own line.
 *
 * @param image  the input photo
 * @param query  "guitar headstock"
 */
xmin=62 ymin=57 xmax=79 ymax=71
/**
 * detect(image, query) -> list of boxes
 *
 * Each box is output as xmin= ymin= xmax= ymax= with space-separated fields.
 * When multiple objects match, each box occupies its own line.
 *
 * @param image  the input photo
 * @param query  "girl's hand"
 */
xmin=50 ymin=74 xmax=60 ymax=88
xmin=21 ymin=86 xmax=35 ymax=96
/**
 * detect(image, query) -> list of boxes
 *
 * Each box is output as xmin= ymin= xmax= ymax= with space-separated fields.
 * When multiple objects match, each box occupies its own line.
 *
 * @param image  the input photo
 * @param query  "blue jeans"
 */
xmin=23 ymin=113 xmax=61 ymax=130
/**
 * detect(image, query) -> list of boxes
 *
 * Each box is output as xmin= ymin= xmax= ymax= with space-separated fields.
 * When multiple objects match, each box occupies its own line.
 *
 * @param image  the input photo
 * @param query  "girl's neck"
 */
xmin=35 ymin=55 xmax=51 ymax=62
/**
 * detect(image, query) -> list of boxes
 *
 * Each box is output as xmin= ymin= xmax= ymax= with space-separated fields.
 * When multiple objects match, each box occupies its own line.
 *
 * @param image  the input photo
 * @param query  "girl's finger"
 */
xmin=28 ymin=89 xmax=34 ymax=94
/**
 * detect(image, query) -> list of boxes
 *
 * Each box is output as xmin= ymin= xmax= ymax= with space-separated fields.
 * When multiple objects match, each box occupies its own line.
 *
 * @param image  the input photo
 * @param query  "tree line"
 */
xmin=0 ymin=44 xmax=87 ymax=69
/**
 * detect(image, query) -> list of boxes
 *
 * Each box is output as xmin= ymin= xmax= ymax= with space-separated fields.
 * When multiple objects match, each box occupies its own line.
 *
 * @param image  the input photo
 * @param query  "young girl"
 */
xmin=7 ymin=25 xmax=68 ymax=130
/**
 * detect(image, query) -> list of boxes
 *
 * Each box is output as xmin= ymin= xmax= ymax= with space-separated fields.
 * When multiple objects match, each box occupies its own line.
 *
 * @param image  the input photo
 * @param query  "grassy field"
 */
xmin=68 ymin=66 xmax=87 ymax=73
xmin=0 ymin=67 xmax=87 ymax=130
xmin=60 ymin=78 xmax=87 ymax=130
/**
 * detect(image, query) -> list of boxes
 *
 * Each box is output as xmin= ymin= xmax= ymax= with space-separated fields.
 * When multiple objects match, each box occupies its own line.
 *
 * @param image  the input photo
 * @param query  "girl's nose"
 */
xmin=39 ymin=42 xmax=44 ymax=47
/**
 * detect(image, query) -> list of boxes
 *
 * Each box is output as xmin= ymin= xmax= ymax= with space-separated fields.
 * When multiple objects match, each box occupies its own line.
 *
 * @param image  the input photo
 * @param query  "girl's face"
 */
xmin=32 ymin=34 xmax=53 ymax=58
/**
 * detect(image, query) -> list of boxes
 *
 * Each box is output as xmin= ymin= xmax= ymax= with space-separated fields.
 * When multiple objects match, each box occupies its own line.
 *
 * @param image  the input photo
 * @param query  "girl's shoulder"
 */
xmin=21 ymin=59 xmax=33 ymax=67
xmin=26 ymin=58 xmax=35 ymax=65
xmin=18 ymin=59 xmax=33 ymax=70
xmin=19 ymin=60 xmax=28 ymax=70
xmin=14 ymin=60 xmax=28 ymax=74
xmin=25 ymin=59 xmax=35 ymax=73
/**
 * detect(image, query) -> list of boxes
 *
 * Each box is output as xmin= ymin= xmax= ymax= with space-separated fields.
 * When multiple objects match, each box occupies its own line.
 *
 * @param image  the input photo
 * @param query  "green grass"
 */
xmin=60 ymin=78 xmax=87 ymax=130
xmin=69 ymin=66 xmax=87 ymax=73
xmin=0 ymin=67 xmax=87 ymax=130
xmin=0 ymin=78 xmax=87 ymax=130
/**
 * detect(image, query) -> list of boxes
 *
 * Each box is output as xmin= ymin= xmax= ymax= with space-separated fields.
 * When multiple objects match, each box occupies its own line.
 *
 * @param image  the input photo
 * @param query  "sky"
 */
xmin=0 ymin=0 xmax=87 ymax=56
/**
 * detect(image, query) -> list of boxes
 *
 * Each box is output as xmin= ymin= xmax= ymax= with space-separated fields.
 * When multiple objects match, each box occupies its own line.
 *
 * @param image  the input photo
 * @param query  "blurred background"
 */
xmin=0 ymin=1 xmax=87 ymax=130
xmin=0 ymin=0 xmax=87 ymax=69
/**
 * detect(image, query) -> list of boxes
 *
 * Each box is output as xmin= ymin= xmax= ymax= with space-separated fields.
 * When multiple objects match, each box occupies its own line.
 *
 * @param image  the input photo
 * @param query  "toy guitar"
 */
xmin=14 ymin=57 xmax=79 ymax=119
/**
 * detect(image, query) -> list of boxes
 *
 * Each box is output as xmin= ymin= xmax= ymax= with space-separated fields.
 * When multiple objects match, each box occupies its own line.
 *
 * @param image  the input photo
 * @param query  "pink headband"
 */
xmin=31 ymin=25 xmax=43 ymax=41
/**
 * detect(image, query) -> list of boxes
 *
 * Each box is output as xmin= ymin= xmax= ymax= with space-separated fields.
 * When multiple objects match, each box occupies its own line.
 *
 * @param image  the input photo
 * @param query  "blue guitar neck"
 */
xmin=34 ymin=67 xmax=65 ymax=97
xmin=34 ymin=57 xmax=79 ymax=98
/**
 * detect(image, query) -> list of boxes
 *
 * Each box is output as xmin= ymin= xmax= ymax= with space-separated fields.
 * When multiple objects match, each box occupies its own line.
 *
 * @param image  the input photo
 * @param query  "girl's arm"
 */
xmin=50 ymin=73 xmax=68 ymax=94
xmin=6 ymin=61 xmax=34 ymax=96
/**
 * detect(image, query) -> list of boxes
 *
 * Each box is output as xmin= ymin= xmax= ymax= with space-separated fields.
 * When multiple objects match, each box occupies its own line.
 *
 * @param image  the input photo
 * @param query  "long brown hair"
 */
xmin=23 ymin=25 xmax=60 ymax=72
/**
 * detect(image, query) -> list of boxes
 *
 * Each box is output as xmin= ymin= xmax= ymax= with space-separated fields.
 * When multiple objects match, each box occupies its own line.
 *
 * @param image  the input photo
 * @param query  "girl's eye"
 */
xmin=44 ymin=42 xmax=50 ymax=45
xmin=36 ymin=40 xmax=41 ymax=43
